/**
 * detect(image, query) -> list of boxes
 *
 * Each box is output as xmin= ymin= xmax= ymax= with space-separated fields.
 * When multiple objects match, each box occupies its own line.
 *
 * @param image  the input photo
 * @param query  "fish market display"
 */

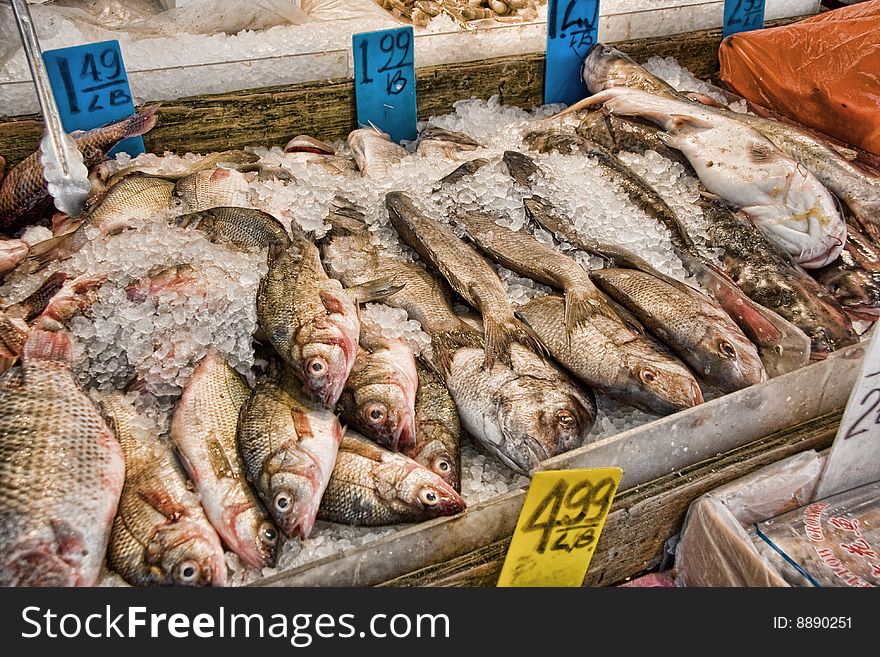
xmin=0 ymin=44 xmax=874 ymax=587
xmin=0 ymin=330 xmax=124 ymax=586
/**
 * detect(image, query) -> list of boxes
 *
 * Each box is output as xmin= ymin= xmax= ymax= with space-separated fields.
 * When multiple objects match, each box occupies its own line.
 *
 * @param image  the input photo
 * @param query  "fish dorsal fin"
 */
xmin=748 ymin=141 xmax=780 ymax=164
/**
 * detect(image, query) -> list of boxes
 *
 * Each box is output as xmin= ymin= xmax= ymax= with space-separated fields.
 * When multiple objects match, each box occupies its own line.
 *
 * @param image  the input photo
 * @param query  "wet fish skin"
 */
xmin=318 ymin=431 xmax=465 ymax=526
xmin=173 ymin=206 xmax=291 ymax=253
xmin=173 ymin=168 xmax=250 ymax=214
xmin=237 ymin=364 xmax=344 ymax=539
xmin=347 ymin=127 xmax=407 ymax=177
xmin=574 ymin=109 xmax=692 ymax=167
xmin=589 ymin=268 xmax=766 ymax=392
xmin=336 ymin=325 xmax=418 ymax=452
xmin=0 ymin=238 xmax=29 ymax=277
xmin=0 ymin=109 xmax=158 ymax=230
xmin=581 ymin=43 xmax=679 ymax=97
xmin=404 ymin=358 xmax=461 ymax=491
xmin=0 ymin=329 xmax=124 ymax=587
xmin=416 ymin=126 xmax=481 ymax=159
xmin=97 ymin=150 xmax=261 ymax=192
xmin=814 ymin=223 xmax=880 ymax=321
xmin=502 ymin=150 xmax=541 ymax=187
xmin=171 ymin=353 xmax=278 ymax=569
xmin=434 ymin=158 xmax=490 ymax=190
xmin=3 ymin=271 xmax=70 ymax=322
xmin=385 ymin=191 xmax=542 ymax=370
xmin=518 ymin=294 xmax=702 ymax=415
xmin=701 ymin=199 xmax=856 ymax=358
xmin=103 ymin=392 xmax=227 ymax=587
xmin=258 ymin=234 xmax=360 ymax=408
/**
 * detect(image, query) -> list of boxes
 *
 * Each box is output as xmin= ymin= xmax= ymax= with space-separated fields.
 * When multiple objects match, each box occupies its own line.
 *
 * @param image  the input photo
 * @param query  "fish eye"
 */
xmin=260 ymin=522 xmax=278 ymax=545
xmin=305 ymin=356 xmax=328 ymax=379
xmin=828 ymin=283 xmax=840 ymax=295
xmin=555 ymin=409 xmax=577 ymax=429
xmin=273 ymin=491 xmax=293 ymax=512
xmin=176 ymin=560 xmax=200 ymax=583
xmin=639 ymin=368 xmax=657 ymax=384
xmin=719 ymin=340 xmax=737 ymax=359
xmin=433 ymin=457 xmax=451 ymax=473
xmin=364 ymin=402 xmax=387 ymax=425
xmin=419 ymin=489 xmax=439 ymax=506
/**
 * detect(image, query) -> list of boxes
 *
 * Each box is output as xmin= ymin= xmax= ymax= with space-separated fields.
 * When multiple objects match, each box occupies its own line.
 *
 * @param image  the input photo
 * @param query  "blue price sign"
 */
xmin=723 ymin=0 xmax=765 ymax=38
xmin=42 ymin=40 xmax=143 ymax=157
xmin=352 ymin=27 xmax=417 ymax=144
xmin=544 ymin=0 xmax=599 ymax=106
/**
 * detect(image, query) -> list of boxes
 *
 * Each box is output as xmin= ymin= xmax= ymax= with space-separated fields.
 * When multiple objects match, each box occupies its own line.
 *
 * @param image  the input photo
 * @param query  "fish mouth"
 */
xmin=433 ymin=489 xmax=467 ymax=516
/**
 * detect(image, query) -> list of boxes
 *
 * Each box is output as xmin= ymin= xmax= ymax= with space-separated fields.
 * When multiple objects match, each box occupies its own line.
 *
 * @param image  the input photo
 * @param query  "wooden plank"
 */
xmin=379 ymin=410 xmax=841 ymax=587
xmin=0 ymin=19 xmax=782 ymax=168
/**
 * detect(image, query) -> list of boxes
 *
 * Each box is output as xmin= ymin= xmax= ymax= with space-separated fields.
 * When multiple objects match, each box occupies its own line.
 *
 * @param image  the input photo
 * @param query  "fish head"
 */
xmin=347 ymin=127 xmax=406 ymax=176
xmin=261 ymin=445 xmax=328 ymax=539
xmin=351 ymin=381 xmax=418 ymax=451
xmin=581 ymin=44 xmax=644 ymax=94
xmin=408 ymin=437 xmax=460 ymax=491
xmin=226 ymin=506 xmax=280 ymax=569
xmin=700 ymin=324 xmax=768 ymax=391
xmin=394 ymin=463 xmax=466 ymax=518
xmin=284 ymin=135 xmax=336 ymax=155
xmin=814 ymin=259 xmax=880 ymax=321
xmin=172 ymin=168 xmax=249 ymax=213
xmin=621 ymin=353 xmax=704 ymax=415
xmin=147 ymin=520 xmax=227 ymax=586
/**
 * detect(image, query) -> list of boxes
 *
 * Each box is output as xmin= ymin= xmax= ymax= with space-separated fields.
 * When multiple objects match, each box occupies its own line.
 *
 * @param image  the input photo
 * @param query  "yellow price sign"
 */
xmin=497 ymin=467 xmax=622 ymax=587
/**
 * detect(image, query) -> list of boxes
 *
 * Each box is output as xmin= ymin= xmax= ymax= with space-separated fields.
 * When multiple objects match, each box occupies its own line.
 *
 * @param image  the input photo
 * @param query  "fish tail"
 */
xmin=346 ymin=276 xmax=404 ymax=305
xmin=484 ymin=313 xmax=546 ymax=369
xmin=563 ymin=286 xmax=616 ymax=334
xmin=431 ymin=325 xmax=482 ymax=374
xmin=23 ymin=233 xmax=75 ymax=272
xmin=22 ymin=328 xmax=72 ymax=366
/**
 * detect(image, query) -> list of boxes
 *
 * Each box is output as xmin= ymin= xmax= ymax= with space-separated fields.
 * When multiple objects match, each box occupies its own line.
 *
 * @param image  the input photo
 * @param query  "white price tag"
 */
xmin=816 ymin=329 xmax=880 ymax=499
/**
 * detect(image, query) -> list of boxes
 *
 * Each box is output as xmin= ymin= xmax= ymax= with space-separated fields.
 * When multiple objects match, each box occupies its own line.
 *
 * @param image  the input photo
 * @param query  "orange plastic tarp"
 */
xmin=719 ymin=1 xmax=880 ymax=156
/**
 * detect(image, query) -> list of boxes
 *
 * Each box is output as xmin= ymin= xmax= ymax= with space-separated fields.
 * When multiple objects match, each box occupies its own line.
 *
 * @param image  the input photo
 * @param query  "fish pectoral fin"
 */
xmin=22 ymin=231 xmax=77 ymax=273
xmin=49 ymin=519 xmax=87 ymax=557
xmin=667 ymin=114 xmax=714 ymax=134
xmin=747 ymin=141 xmax=781 ymax=164
xmin=345 ymin=276 xmax=405 ymax=305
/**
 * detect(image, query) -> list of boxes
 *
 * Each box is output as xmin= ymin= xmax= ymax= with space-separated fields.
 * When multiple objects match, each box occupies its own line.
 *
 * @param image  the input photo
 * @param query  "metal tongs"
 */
xmin=9 ymin=0 xmax=90 ymax=217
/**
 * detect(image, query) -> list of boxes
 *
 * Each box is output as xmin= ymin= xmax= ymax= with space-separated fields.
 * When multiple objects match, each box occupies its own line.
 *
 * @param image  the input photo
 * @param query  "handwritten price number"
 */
xmin=358 ymin=30 xmax=412 ymax=96
xmin=521 ymin=476 xmax=615 ymax=554
xmin=548 ymin=0 xmax=599 ymax=57
xmin=842 ymin=369 xmax=880 ymax=440
xmin=726 ymin=0 xmax=762 ymax=29
xmin=55 ymin=46 xmax=130 ymax=115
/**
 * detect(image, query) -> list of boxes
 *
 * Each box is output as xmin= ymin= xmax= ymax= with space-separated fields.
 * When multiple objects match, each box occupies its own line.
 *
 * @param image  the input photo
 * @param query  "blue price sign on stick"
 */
xmin=544 ymin=0 xmax=599 ymax=107
xmin=723 ymin=0 xmax=766 ymax=38
xmin=43 ymin=40 xmax=143 ymax=157
xmin=352 ymin=26 xmax=417 ymax=144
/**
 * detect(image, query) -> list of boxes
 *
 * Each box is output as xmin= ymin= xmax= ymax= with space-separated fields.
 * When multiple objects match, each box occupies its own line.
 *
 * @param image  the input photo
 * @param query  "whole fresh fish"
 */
xmin=347 ymin=127 xmax=407 ymax=177
xmin=0 ymin=109 xmax=158 ymax=230
xmin=173 ymin=168 xmax=250 ymax=213
xmin=258 ymin=231 xmax=369 ymax=407
xmin=385 ymin=191 xmax=542 ymax=369
xmin=581 ymin=43 xmax=679 ymax=98
xmin=434 ymin=158 xmax=489 ymax=190
xmin=336 ymin=323 xmax=418 ymax=452
xmin=0 ymin=329 xmax=125 ymax=586
xmin=318 ymin=431 xmax=465 ymax=526
xmin=26 ymin=175 xmax=175 ymax=270
xmin=102 ymin=392 xmax=227 ymax=587
xmin=1 ymin=238 xmax=28 ymax=277
xmin=453 ymin=207 xmax=615 ymax=332
xmin=524 ymin=194 xmax=812 ymax=377
xmin=518 ymin=294 xmax=702 ymax=414
xmin=321 ymin=202 xmax=597 ymax=474
xmin=814 ymin=223 xmax=880 ymax=321
xmin=574 ymin=110 xmax=692 ymax=168
xmin=285 ymin=135 xmax=336 ymax=155
xmin=404 ymin=358 xmax=461 ymax=491
xmin=700 ymin=198 xmax=856 ymax=358
xmin=569 ymin=87 xmax=846 ymax=269
xmin=172 ymin=206 xmax=291 ymax=253
xmin=589 ymin=267 xmax=766 ymax=391
xmin=416 ymin=126 xmax=481 ymax=159
xmin=237 ymin=363 xmax=344 ymax=539
xmin=171 ymin=352 xmax=278 ymax=569
xmin=502 ymin=150 xmax=541 ymax=187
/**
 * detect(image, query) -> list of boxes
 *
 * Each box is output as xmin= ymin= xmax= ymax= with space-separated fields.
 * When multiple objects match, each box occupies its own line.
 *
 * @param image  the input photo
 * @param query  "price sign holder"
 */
xmin=722 ymin=0 xmax=766 ymax=39
xmin=42 ymin=40 xmax=143 ymax=157
xmin=544 ymin=0 xmax=599 ymax=107
xmin=815 ymin=330 xmax=880 ymax=499
xmin=352 ymin=27 xmax=417 ymax=144
xmin=497 ymin=467 xmax=622 ymax=587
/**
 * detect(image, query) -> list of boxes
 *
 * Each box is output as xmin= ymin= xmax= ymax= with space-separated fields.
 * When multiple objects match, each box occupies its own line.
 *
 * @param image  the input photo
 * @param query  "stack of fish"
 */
xmin=1 ymin=43 xmax=878 ymax=587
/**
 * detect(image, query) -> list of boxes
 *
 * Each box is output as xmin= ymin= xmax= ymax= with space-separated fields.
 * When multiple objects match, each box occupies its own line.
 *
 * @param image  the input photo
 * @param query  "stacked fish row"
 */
xmin=2 ymin=44 xmax=879 ymax=587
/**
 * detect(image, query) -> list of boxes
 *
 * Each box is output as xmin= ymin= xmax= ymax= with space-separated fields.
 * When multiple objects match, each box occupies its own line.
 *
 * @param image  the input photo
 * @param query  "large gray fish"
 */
xmin=385 ymin=191 xmax=542 ymax=370
xmin=416 ymin=126 xmax=481 ymax=159
xmin=103 ymin=392 xmax=227 ymax=587
xmin=257 ymin=232 xmax=361 ymax=408
xmin=523 ymin=194 xmax=812 ymax=377
xmin=318 ymin=431 xmax=465 ymax=526
xmin=171 ymin=353 xmax=278 ymax=569
xmin=321 ymin=201 xmax=596 ymax=474
xmin=404 ymin=358 xmax=461 ymax=491
xmin=589 ymin=268 xmax=766 ymax=391
xmin=580 ymin=44 xmax=680 ymax=98
xmin=0 ymin=109 xmax=158 ymax=230
xmin=172 ymin=206 xmax=291 ymax=254
xmin=0 ymin=329 xmax=125 ymax=586
xmin=700 ymin=199 xmax=857 ymax=358
xmin=237 ymin=363 xmax=344 ymax=539
xmin=172 ymin=168 xmax=250 ymax=213
xmin=336 ymin=323 xmax=419 ymax=452
xmin=814 ymin=223 xmax=880 ymax=321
